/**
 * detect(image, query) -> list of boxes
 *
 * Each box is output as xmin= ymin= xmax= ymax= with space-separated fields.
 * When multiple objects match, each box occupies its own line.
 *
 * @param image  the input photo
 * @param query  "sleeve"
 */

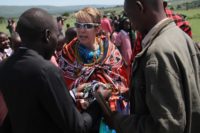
xmin=111 ymin=32 xmax=118 ymax=44
xmin=107 ymin=57 xmax=187 ymax=133
xmin=122 ymin=33 xmax=132 ymax=65
xmin=39 ymin=65 xmax=101 ymax=133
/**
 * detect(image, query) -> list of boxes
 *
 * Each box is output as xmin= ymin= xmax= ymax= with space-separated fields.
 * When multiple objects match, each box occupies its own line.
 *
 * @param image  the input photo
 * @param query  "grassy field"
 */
xmin=0 ymin=7 xmax=199 ymax=42
xmin=0 ymin=21 xmax=10 ymax=35
xmin=0 ymin=18 xmax=18 ymax=35
xmin=176 ymin=8 xmax=200 ymax=42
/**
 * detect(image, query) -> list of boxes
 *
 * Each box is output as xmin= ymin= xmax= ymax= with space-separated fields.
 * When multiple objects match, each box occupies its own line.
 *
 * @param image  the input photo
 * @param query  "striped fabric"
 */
xmin=58 ymin=37 xmax=129 ymax=112
xmin=165 ymin=8 xmax=192 ymax=38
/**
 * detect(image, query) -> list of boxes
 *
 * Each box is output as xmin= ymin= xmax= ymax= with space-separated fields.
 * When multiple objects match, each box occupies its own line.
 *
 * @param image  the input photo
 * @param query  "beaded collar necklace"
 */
xmin=75 ymin=37 xmax=104 ymax=66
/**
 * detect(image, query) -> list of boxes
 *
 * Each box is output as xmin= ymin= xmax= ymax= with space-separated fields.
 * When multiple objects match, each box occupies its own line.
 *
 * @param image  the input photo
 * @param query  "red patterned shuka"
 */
xmin=165 ymin=8 xmax=192 ymax=38
xmin=132 ymin=8 xmax=192 ymax=62
xmin=58 ymin=37 xmax=129 ymax=112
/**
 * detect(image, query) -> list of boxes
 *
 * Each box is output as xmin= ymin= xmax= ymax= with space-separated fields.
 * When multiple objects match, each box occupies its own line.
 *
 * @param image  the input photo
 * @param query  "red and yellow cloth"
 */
xmin=58 ymin=37 xmax=129 ymax=111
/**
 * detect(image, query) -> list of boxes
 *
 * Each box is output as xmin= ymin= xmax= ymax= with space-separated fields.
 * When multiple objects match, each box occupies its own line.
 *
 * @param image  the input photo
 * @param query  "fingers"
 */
xmin=75 ymin=92 xmax=84 ymax=99
xmin=97 ymin=88 xmax=111 ymax=100
xmin=77 ymin=99 xmax=90 ymax=110
xmin=72 ymin=83 xmax=91 ymax=100
xmin=76 ymin=82 xmax=112 ymax=100
xmin=76 ymin=83 xmax=90 ymax=92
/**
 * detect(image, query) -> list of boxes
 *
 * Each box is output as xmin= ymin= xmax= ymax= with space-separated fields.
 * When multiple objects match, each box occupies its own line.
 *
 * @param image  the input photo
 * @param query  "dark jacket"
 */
xmin=0 ymin=47 xmax=100 ymax=133
xmin=108 ymin=19 xmax=200 ymax=133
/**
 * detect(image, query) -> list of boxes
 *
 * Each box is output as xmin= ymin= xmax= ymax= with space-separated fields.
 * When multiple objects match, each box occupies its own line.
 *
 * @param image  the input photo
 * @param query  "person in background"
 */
xmin=0 ymin=32 xmax=12 ymax=62
xmin=50 ymin=34 xmax=66 ymax=67
xmin=100 ymin=15 xmax=113 ymax=39
xmin=6 ymin=18 xmax=16 ymax=35
xmin=110 ymin=20 xmax=119 ymax=45
xmin=57 ymin=16 xmax=66 ymax=35
xmin=163 ymin=0 xmax=192 ymax=38
xmin=99 ymin=0 xmax=200 ymax=133
xmin=115 ymin=18 xmax=133 ymax=67
xmin=65 ymin=27 xmax=77 ymax=44
xmin=58 ymin=7 xmax=129 ymax=133
xmin=51 ymin=28 xmax=77 ymax=67
xmin=0 ymin=8 xmax=105 ymax=133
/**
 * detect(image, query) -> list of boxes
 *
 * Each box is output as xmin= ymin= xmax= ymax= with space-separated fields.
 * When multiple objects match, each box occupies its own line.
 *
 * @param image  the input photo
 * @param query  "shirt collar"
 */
xmin=141 ymin=18 xmax=169 ymax=49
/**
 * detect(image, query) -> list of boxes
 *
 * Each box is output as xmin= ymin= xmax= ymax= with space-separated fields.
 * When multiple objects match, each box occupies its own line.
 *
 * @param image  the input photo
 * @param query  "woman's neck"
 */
xmin=83 ymin=38 xmax=100 ymax=51
xmin=91 ymin=42 xmax=99 ymax=51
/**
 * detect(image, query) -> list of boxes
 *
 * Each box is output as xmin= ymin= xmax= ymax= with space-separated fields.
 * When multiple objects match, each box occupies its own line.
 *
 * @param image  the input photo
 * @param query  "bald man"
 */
xmin=99 ymin=0 xmax=200 ymax=133
xmin=0 ymin=8 xmax=102 ymax=133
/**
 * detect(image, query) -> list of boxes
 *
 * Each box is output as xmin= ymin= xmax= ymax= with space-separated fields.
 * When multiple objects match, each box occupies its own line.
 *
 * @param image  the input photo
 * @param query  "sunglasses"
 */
xmin=74 ymin=22 xmax=100 ymax=29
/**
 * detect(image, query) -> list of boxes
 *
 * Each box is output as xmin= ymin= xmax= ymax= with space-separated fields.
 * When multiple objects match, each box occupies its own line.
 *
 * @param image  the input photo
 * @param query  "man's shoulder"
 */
xmin=148 ymin=23 xmax=192 ymax=54
xmin=28 ymin=55 xmax=59 ymax=76
xmin=155 ymin=21 xmax=182 ymax=40
xmin=0 ymin=48 xmax=57 ymax=77
xmin=18 ymin=49 xmax=51 ymax=70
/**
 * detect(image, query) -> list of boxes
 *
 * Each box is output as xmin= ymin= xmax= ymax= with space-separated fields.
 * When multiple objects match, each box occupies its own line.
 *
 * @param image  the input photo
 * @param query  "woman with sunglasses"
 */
xmin=58 ymin=7 xmax=129 ymax=133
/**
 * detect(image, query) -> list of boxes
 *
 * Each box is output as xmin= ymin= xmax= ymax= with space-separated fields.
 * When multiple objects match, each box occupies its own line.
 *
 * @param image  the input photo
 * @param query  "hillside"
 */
xmin=0 ymin=5 xmax=115 ymax=18
xmin=169 ymin=0 xmax=199 ymax=5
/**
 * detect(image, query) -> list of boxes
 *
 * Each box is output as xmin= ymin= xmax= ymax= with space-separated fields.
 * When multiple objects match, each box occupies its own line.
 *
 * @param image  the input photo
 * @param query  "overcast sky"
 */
xmin=0 ymin=0 xmax=124 ymax=6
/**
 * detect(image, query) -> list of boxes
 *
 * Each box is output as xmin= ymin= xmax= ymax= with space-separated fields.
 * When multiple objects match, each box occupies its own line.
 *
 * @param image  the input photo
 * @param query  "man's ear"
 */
xmin=44 ymin=29 xmax=51 ymax=43
xmin=136 ymin=0 xmax=144 ymax=13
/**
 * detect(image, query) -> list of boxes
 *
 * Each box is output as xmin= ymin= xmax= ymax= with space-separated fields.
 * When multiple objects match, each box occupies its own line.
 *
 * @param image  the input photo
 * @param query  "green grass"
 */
xmin=63 ymin=14 xmax=76 ymax=30
xmin=0 ymin=18 xmax=18 ymax=35
xmin=0 ymin=7 xmax=200 ymax=42
xmin=188 ymin=18 xmax=200 ymax=42
xmin=0 ymin=21 xmax=10 ymax=35
xmin=176 ymin=8 xmax=200 ymax=42
xmin=176 ymin=8 xmax=200 ymax=17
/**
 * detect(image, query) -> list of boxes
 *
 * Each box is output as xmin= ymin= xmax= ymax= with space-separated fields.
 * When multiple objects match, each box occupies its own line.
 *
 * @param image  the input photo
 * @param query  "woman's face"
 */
xmin=123 ymin=19 xmax=131 ymax=31
xmin=75 ymin=18 xmax=100 ymax=48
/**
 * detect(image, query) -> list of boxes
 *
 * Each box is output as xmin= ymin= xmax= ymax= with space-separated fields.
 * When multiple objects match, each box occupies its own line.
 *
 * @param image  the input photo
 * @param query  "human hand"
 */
xmin=73 ymin=83 xmax=90 ymax=99
xmin=72 ymin=83 xmax=91 ymax=110
xmin=96 ymin=86 xmax=112 ymax=100
xmin=76 ymin=99 xmax=90 ymax=110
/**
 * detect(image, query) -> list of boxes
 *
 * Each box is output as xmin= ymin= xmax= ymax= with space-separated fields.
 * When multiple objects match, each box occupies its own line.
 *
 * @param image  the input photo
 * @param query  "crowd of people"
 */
xmin=0 ymin=0 xmax=200 ymax=133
